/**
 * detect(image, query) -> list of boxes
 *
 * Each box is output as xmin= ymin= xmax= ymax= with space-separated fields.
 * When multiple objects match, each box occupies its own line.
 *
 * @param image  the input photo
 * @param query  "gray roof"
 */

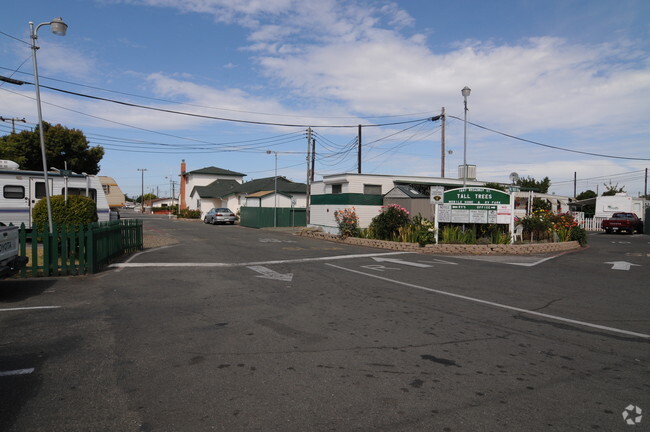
xmin=386 ymin=185 xmax=429 ymax=199
xmin=186 ymin=166 xmax=246 ymax=177
xmin=191 ymin=177 xmax=307 ymax=199
xmin=191 ymin=179 xmax=240 ymax=198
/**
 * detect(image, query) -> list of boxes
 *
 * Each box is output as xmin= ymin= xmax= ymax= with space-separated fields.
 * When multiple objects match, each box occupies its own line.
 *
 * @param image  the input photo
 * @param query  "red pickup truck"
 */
xmin=601 ymin=212 xmax=644 ymax=234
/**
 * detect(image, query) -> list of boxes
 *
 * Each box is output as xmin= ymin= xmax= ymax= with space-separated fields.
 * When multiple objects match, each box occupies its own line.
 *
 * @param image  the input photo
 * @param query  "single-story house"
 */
xmin=190 ymin=175 xmax=307 ymax=217
xmin=309 ymin=173 xmax=488 ymax=234
xmin=180 ymin=160 xmax=246 ymax=210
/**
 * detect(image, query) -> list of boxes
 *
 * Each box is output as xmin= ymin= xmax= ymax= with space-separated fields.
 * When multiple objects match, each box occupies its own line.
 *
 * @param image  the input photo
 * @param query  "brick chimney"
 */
xmin=180 ymin=159 xmax=187 ymax=210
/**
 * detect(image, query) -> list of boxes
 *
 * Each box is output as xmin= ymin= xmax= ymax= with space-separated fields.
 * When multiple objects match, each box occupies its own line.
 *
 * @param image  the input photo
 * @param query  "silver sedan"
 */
xmin=204 ymin=208 xmax=236 ymax=225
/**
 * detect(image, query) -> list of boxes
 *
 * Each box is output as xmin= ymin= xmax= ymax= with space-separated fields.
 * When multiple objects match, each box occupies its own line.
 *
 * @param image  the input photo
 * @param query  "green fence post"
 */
xmin=87 ymin=222 xmax=95 ymax=274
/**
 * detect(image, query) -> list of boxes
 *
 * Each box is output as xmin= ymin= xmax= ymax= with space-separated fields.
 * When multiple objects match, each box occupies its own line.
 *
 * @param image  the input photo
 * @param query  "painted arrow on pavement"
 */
xmin=247 ymin=265 xmax=294 ymax=282
xmin=604 ymin=261 xmax=640 ymax=271
xmin=372 ymin=257 xmax=432 ymax=268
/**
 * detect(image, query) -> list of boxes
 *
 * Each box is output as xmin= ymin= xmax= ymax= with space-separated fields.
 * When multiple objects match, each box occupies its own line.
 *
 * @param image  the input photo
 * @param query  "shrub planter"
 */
xmin=299 ymin=230 xmax=581 ymax=255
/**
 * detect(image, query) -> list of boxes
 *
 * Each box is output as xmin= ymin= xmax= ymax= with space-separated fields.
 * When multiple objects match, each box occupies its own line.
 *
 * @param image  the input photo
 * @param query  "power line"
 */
xmin=0 ymin=66 xmax=441 ymax=121
xmin=447 ymin=115 xmax=650 ymax=161
xmin=1 ymin=74 xmax=435 ymax=129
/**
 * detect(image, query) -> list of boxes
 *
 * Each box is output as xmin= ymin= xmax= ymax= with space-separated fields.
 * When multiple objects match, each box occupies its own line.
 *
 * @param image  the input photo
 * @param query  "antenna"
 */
xmin=509 ymin=172 xmax=520 ymax=184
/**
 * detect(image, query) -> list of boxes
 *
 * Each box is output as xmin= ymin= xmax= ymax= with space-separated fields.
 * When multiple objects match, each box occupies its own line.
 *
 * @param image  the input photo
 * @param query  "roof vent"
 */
xmin=0 ymin=160 xmax=20 ymax=170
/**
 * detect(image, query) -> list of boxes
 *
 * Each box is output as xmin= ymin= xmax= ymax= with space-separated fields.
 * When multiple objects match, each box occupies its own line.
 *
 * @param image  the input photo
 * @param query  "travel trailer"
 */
xmin=98 ymin=176 xmax=126 ymax=209
xmin=0 ymin=160 xmax=111 ymax=226
xmin=594 ymin=194 xmax=646 ymax=220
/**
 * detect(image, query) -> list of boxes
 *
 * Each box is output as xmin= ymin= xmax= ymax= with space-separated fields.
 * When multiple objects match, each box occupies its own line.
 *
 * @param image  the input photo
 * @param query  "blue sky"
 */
xmin=1 ymin=0 xmax=649 ymax=198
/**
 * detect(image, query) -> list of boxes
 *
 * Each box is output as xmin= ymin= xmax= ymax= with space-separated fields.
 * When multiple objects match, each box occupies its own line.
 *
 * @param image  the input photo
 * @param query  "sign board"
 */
xmin=430 ymin=186 xmax=445 ymax=204
xmin=438 ymin=188 xmax=513 ymax=225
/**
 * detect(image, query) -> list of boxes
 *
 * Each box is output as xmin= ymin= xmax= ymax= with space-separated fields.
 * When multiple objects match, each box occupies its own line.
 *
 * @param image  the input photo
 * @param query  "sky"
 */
xmin=1 ymin=0 xmax=649 ymax=199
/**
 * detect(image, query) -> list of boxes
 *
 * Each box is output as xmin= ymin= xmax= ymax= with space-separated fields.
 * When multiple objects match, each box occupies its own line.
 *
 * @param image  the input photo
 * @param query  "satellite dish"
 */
xmin=509 ymin=172 xmax=520 ymax=183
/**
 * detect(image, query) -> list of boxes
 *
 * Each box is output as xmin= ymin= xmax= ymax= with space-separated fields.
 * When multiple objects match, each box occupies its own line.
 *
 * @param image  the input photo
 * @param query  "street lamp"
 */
xmin=461 ymin=86 xmax=471 ymax=188
xmin=30 ymin=17 xmax=68 ymax=232
xmin=266 ymin=150 xmax=278 ymax=227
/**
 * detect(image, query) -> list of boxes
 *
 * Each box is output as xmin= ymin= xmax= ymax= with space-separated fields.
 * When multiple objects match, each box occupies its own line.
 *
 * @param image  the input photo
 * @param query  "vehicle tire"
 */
xmin=604 ymin=228 xmax=611 ymax=234
xmin=230 ymin=221 xmax=235 ymax=225
xmin=204 ymin=217 xmax=209 ymax=224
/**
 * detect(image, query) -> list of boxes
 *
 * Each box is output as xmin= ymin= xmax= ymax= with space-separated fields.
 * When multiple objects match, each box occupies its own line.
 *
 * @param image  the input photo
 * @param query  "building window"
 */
xmin=363 ymin=184 xmax=382 ymax=195
xmin=331 ymin=184 xmax=342 ymax=194
xmin=3 ymin=185 xmax=25 ymax=199
xmin=102 ymin=184 xmax=110 ymax=195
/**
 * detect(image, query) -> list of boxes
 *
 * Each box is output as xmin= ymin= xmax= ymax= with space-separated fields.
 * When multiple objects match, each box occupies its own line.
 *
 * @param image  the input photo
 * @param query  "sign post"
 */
xmin=430 ymin=186 xmax=445 ymax=244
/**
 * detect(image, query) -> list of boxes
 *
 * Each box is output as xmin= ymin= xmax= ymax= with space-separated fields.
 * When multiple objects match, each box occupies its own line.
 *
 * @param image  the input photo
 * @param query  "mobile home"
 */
xmin=0 ymin=160 xmax=110 ymax=226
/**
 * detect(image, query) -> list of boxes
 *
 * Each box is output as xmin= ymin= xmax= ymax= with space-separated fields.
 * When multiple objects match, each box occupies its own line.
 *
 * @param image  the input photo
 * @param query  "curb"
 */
xmin=298 ymin=231 xmax=581 ymax=255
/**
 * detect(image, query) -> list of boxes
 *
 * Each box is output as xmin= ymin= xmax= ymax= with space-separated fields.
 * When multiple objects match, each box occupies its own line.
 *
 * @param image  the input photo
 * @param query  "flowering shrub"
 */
xmin=334 ymin=207 xmax=359 ymax=238
xmin=369 ymin=204 xmax=410 ymax=240
xmin=518 ymin=210 xmax=587 ymax=245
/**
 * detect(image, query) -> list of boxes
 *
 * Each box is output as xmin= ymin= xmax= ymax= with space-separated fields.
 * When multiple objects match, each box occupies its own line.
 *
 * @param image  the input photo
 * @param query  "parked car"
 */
xmin=0 ymin=224 xmax=28 ymax=278
xmin=203 ymin=208 xmax=236 ymax=225
xmin=601 ymin=212 xmax=643 ymax=234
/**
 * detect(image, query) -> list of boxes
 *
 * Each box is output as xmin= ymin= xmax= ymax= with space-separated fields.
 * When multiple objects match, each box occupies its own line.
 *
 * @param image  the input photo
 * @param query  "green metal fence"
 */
xmin=18 ymin=219 xmax=143 ymax=277
xmin=240 ymin=207 xmax=306 ymax=228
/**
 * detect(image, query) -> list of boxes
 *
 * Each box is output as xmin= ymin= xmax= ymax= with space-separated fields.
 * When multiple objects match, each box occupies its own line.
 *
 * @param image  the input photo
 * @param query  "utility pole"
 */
xmin=357 ymin=125 xmax=362 ymax=174
xmin=440 ymin=107 xmax=446 ymax=178
xmin=137 ymin=168 xmax=147 ymax=213
xmin=573 ymin=172 xmax=577 ymax=198
xmin=306 ymin=128 xmax=312 ymax=225
xmin=311 ymin=136 xmax=316 ymax=182
xmin=0 ymin=116 xmax=26 ymax=133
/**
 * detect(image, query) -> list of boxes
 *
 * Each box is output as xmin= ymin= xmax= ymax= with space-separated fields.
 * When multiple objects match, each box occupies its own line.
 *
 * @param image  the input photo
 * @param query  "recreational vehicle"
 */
xmin=99 ymin=176 xmax=126 ymax=209
xmin=0 ymin=160 xmax=110 ymax=226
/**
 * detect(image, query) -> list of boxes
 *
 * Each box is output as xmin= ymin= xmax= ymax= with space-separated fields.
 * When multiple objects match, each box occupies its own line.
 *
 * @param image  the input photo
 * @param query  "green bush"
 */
xmin=369 ymin=204 xmax=410 ymax=240
xmin=440 ymin=225 xmax=477 ymax=244
xmin=570 ymin=226 xmax=588 ymax=246
xmin=178 ymin=208 xmax=201 ymax=219
xmin=32 ymin=195 xmax=98 ymax=231
xmin=397 ymin=215 xmax=436 ymax=245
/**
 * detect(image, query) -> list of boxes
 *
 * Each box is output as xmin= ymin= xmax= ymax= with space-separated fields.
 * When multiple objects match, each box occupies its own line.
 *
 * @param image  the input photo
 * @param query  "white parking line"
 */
xmin=0 ymin=368 xmax=35 ymax=377
xmin=109 ymin=251 xmax=410 ymax=269
xmin=326 ymin=263 xmax=650 ymax=339
xmin=0 ymin=306 xmax=61 ymax=312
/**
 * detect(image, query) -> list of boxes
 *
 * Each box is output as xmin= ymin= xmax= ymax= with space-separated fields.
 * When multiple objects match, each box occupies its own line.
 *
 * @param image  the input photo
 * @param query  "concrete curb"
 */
xmin=298 ymin=230 xmax=581 ymax=255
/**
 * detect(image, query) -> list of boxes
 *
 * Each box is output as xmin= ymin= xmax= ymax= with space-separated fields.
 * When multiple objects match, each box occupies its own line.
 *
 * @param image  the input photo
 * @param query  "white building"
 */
xmin=309 ymin=173 xmax=486 ymax=234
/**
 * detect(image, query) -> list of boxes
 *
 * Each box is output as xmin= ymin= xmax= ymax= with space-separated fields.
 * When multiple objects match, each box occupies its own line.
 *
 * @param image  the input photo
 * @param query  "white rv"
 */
xmin=594 ymin=193 xmax=647 ymax=220
xmin=0 ymin=160 xmax=110 ymax=226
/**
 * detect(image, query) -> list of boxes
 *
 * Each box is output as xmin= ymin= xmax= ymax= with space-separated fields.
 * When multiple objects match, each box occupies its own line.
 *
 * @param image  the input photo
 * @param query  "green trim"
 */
xmin=310 ymin=193 xmax=383 ymax=206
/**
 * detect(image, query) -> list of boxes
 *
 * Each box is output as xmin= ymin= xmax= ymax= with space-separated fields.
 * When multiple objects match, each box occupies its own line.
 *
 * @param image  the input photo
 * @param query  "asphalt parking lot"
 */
xmin=1 ymin=216 xmax=648 ymax=431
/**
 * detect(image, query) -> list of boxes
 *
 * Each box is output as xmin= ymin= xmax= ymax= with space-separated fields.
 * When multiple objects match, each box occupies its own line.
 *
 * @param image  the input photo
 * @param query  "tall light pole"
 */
xmin=461 ymin=86 xmax=471 ymax=188
xmin=138 ymin=168 xmax=147 ymax=213
xmin=266 ymin=150 xmax=278 ymax=227
xmin=30 ymin=17 xmax=68 ymax=232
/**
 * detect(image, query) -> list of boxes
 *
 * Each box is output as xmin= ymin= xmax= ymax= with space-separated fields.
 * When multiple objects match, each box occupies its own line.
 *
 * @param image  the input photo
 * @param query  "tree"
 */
xmin=136 ymin=193 xmax=158 ymax=204
xmin=483 ymin=182 xmax=507 ymax=192
xmin=516 ymin=176 xmax=551 ymax=193
xmin=0 ymin=122 xmax=104 ymax=174
xmin=576 ymin=190 xmax=597 ymax=200
xmin=602 ymin=182 xmax=625 ymax=196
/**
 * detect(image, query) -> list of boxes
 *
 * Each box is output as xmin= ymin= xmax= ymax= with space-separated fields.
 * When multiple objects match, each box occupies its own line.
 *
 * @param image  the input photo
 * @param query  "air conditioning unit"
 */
xmin=458 ymin=164 xmax=477 ymax=180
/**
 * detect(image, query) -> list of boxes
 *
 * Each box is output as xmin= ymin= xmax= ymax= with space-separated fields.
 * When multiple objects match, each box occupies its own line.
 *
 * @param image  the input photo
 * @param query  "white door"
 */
xmin=29 ymin=177 xmax=52 ymax=226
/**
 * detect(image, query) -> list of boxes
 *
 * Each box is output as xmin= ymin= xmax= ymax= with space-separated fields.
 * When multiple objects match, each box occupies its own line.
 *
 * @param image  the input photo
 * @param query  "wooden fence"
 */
xmin=18 ymin=219 xmax=143 ymax=277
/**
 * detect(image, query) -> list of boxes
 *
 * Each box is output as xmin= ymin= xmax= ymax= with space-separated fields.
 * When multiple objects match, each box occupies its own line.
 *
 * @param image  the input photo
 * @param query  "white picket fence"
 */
xmin=581 ymin=217 xmax=605 ymax=232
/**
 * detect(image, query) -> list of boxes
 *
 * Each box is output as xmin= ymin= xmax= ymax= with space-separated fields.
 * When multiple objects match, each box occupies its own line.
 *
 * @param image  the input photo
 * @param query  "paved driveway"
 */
xmin=1 ymin=217 xmax=648 ymax=431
